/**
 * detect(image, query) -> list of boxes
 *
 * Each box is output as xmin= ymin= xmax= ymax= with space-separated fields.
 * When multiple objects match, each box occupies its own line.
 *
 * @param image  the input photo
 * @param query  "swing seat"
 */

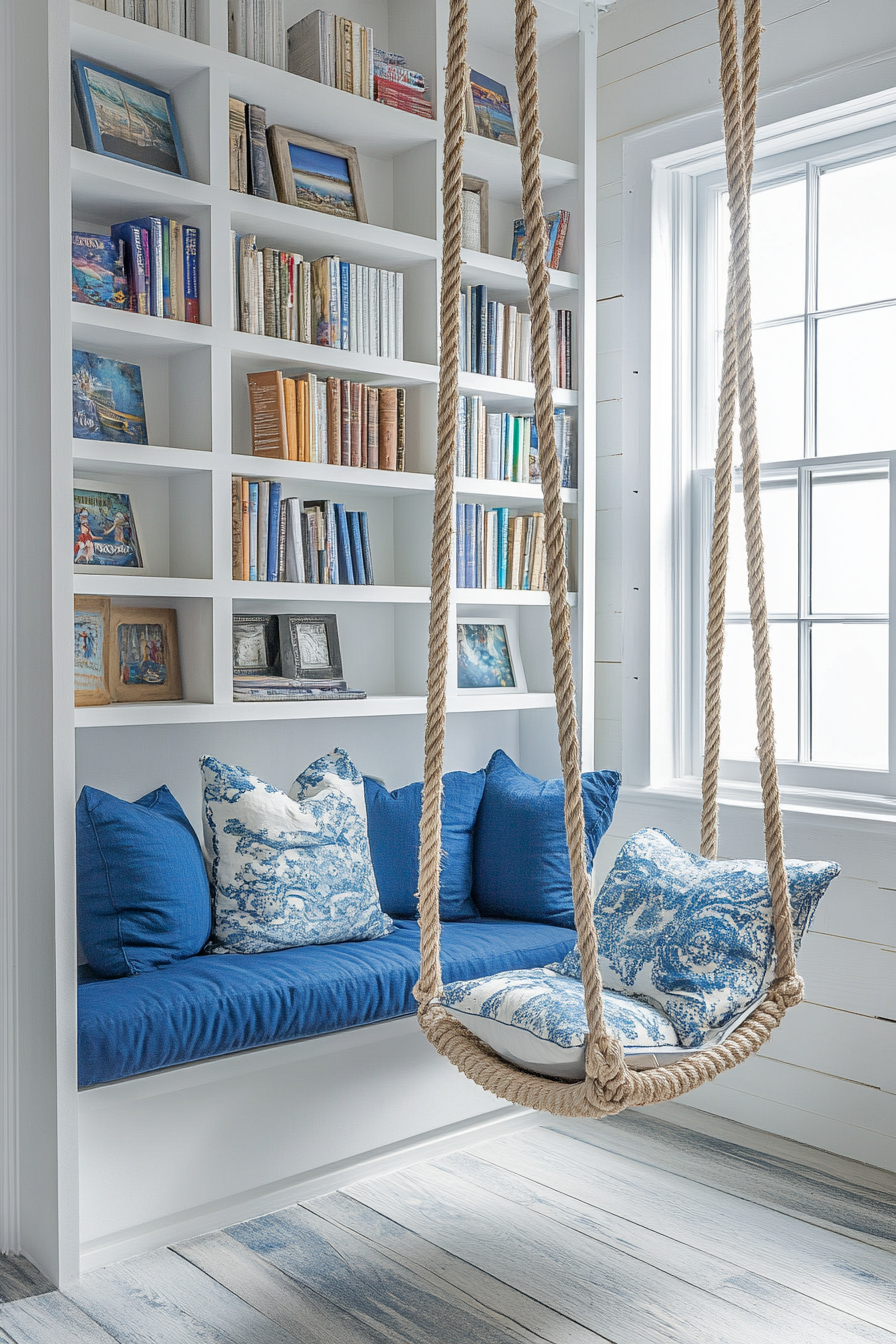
xmin=437 ymin=829 xmax=839 ymax=1082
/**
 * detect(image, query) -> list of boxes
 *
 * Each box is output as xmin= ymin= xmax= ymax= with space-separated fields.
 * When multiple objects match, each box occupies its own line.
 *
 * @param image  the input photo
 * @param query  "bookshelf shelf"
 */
xmin=462 ymin=135 xmax=579 ymax=202
xmin=231 ymin=583 xmax=431 ymax=604
xmin=72 ymin=303 xmax=212 ymax=352
xmin=455 ymin=479 xmax=577 ymax=506
xmin=73 ymin=574 xmax=214 ymax=597
xmin=227 ymin=457 xmax=434 ymax=496
xmin=227 ymin=196 xmax=441 ymax=265
xmin=70 ymin=148 xmax=213 ymax=212
xmin=228 ymin=333 xmax=437 ymax=386
xmin=456 ymin=589 xmax=578 ymax=608
xmin=73 ymin=442 xmax=212 ymax=472
xmin=457 ymin=370 xmax=579 ymax=408
xmin=460 ymin=249 xmax=579 ymax=297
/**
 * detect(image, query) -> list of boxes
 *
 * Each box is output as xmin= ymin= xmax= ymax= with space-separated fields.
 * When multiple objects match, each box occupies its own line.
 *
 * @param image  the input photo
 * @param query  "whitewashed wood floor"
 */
xmin=2 ymin=1104 xmax=895 ymax=1344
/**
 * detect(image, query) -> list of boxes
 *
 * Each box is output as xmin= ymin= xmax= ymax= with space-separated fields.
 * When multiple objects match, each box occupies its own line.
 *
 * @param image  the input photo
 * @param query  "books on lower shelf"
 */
xmin=231 ymin=238 xmax=404 ymax=359
xmin=73 ymin=220 xmax=200 ymax=322
xmin=246 ymin=370 xmax=406 ymax=469
xmin=79 ymin=0 xmax=197 ymax=37
xmin=456 ymin=398 xmax=576 ymax=488
xmin=228 ymin=0 xmax=286 ymax=67
xmin=510 ymin=210 xmax=570 ymax=270
xmin=232 ymin=479 xmax=375 ymax=586
xmin=456 ymin=506 xmax=571 ymax=592
xmin=460 ymin=286 xmax=573 ymax=388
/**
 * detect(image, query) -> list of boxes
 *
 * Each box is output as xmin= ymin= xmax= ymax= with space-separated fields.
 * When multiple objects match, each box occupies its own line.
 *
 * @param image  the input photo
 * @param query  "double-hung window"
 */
xmin=687 ymin=120 xmax=895 ymax=800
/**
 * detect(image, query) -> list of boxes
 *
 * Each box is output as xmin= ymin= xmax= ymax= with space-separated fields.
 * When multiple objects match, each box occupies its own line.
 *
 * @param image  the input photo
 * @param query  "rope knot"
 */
xmin=769 ymin=974 xmax=804 ymax=1010
xmin=586 ymin=1034 xmax=633 ymax=1105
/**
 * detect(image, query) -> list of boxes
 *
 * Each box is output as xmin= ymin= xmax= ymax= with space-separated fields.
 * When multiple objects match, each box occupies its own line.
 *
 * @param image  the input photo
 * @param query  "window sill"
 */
xmin=619 ymin=779 xmax=896 ymax=828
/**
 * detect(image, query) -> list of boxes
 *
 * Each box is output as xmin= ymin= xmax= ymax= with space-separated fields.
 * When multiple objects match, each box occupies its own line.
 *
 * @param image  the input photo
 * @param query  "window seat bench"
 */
xmin=77 ymin=918 xmax=577 ymax=1088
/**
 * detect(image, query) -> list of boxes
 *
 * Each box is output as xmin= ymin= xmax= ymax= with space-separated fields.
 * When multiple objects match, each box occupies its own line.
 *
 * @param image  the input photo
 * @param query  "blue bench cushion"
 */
xmin=77 ymin=918 xmax=577 ymax=1087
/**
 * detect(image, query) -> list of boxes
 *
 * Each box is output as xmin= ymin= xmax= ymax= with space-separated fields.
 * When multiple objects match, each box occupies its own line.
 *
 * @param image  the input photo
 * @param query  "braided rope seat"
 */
xmin=413 ymin=0 xmax=807 ymax=1118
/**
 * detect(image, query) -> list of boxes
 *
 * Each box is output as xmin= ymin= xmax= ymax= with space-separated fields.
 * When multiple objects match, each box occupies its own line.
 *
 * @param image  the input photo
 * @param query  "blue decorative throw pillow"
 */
xmin=363 ymin=771 xmax=486 ymax=920
xmin=552 ymin=828 xmax=839 ymax=1048
xmin=473 ymin=750 xmax=621 ymax=926
xmin=202 ymin=752 xmax=393 ymax=954
xmin=76 ymin=784 xmax=211 ymax=978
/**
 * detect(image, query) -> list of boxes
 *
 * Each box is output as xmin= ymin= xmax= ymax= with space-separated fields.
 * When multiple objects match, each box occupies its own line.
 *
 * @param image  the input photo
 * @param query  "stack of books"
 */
xmin=373 ymin=49 xmax=433 ymax=119
xmin=510 ymin=210 xmax=571 ymax=270
xmin=234 ymin=676 xmax=366 ymax=703
xmin=247 ymin=370 xmax=406 ymax=470
xmin=456 ymin=506 xmax=571 ymax=592
xmin=287 ymin=10 xmax=373 ymax=94
xmin=228 ymin=0 xmax=286 ymax=68
xmin=231 ymin=239 xmax=404 ymax=358
xmin=232 ymin=480 xmax=375 ymax=586
xmin=79 ymin=0 xmax=197 ymax=36
xmin=456 ymin=398 xmax=576 ymax=488
xmin=459 ymin=286 xmax=573 ymax=387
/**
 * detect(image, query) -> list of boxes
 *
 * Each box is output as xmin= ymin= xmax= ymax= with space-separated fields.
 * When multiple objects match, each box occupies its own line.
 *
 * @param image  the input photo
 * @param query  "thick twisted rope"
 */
xmin=415 ymin=0 xmax=801 ymax=1114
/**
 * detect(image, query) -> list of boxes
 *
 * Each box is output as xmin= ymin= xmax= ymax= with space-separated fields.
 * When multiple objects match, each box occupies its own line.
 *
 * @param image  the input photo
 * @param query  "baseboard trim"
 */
xmin=78 ymin=1104 xmax=539 ymax=1274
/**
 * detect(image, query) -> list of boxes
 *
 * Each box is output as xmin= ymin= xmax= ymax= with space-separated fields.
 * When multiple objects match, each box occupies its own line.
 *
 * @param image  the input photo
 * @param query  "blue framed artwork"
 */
xmin=72 ymin=350 xmax=148 ymax=445
xmin=72 ymin=57 xmax=188 ymax=177
xmin=456 ymin=619 xmax=526 ymax=693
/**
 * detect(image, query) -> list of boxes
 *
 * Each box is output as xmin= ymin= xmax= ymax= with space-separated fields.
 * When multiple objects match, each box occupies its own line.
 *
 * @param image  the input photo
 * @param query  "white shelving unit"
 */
xmin=9 ymin=0 xmax=598 ymax=1283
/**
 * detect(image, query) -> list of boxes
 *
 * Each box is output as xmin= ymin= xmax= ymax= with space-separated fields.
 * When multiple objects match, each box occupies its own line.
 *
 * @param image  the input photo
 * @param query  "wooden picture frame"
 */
xmin=461 ymin=175 xmax=489 ymax=252
xmin=74 ymin=595 xmax=111 ymax=707
xmin=71 ymin=57 xmax=188 ymax=178
xmin=456 ymin=616 xmax=526 ymax=694
xmin=266 ymin=125 xmax=367 ymax=223
xmin=277 ymin=613 xmax=343 ymax=681
xmin=109 ymin=606 xmax=183 ymax=703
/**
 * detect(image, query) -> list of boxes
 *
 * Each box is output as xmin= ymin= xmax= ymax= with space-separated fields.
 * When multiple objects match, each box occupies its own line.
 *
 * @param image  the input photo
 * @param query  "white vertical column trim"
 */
xmin=578 ymin=1 xmax=598 ymax=772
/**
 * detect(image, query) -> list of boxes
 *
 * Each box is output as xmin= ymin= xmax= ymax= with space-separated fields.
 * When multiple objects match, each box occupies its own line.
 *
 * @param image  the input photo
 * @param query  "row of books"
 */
xmin=288 ymin=10 xmax=433 ymax=118
xmin=232 ymin=480 xmax=375 ymax=585
xmin=247 ymin=370 xmax=406 ymax=470
xmin=456 ymin=399 xmax=576 ymax=488
xmin=456 ymin=506 xmax=570 ymax=592
xmin=71 ymin=222 xmax=200 ymax=322
xmin=232 ymin=238 xmax=404 ymax=359
xmin=78 ymin=0 xmax=197 ymax=35
xmin=459 ymin=287 xmax=573 ymax=388
xmin=510 ymin=210 xmax=571 ymax=270
xmin=228 ymin=99 xmax=277 ymax=199
xmin=228 ymin=0 xmax=285 ymax=67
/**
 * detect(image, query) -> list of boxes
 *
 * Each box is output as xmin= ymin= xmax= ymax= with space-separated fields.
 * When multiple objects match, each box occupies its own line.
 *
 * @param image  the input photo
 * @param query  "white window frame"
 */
xmin=620 ymin=67 xmax=896 ymax=817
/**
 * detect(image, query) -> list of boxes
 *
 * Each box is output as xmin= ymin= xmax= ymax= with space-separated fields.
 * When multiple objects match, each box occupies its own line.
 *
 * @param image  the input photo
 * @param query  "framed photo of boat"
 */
xmin=109 ymin=606 xmax=183 ymax=703
xmin=72 ymin=57 xmax=188 ymax=177
xmin=266 ymin=126 xmax=367 ymax=223
xmin=72 ymin=350 xmax=148 ymax=445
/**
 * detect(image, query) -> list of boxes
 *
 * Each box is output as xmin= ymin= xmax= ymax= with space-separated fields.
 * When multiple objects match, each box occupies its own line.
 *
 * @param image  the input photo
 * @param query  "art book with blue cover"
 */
xmin=72 ymin=231 xmax=128 ymax=309
xmin=73 ymin=489 xmax=143 ymax=569
xmin=72 ymin=350 xmax=148 ymax=445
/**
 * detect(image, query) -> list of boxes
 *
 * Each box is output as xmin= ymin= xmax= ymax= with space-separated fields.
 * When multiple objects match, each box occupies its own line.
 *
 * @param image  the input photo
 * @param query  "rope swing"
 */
xmin=414 ymin=0 xmax=804 ymax=1117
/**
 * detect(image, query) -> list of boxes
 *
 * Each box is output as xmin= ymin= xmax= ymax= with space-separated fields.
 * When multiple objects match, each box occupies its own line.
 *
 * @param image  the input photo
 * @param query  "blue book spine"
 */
xmin=327 ymin=502 xmax=339 ymax=584
xmin=111 ymin=223 xmax=147 ymax=315
xmin=476 ymin=285 xmax=488 ymax=375
xmin=267 ymin=482 xmax=282 ymax=581
xmin=347 ymin=511 xmax=365 ymax=584
xmin=358 ymin=511 xmax=374 ymax=585
xmin=248 ymin=482 xmax=259 ymax=581
xmin=183 ymin=226 xmax=200 ymax=323
xmin=459 ymin=293 xmax=467 ymax=372
xmin=333 ymin=502 xmax=354 ymax=583
xmin=455 ymin=503 xmax=465 ymax=587
xmin=497 ymin=508 xmax=508 ymax=588
xmin=475 ymin=504 xmax=483 ymax=588
xmin=464 ymin=503 xmax=475 ymax=589
xmin=487 ymin=301 xmax=498 ymax=377
xmin=339 ymin=261 xmax=350 ymax=351
xmin=162 ymin=219 xmax=171 ymax=319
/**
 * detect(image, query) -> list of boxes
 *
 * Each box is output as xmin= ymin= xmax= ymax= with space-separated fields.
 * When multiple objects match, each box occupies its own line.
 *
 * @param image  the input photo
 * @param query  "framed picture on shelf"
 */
xmin=72 ymin=350 xmax=148 ymax=445
xmin=461 ymin=175 xmax=489 ymax=252
xmin=73 ymin=489 xmax=143 ymax=569
xmin=464 ymin=69 xmax=518 ymax=146
xmin=232 ymin=613 xmax=280 ymax=675
xmin=456 ymin=617 xmax=526 ymax=693
xmin=266 ymin=125 xmax=367 ymax=222
xmin=74 ymin=595 xmax=111 ymax=708
xmin=110 ymin=607 xmax=183 ymax=703
xmin=71 ymin=57 xmax=188 ymax=177
xmin=277 ymin=613 xmax=343 ymax=681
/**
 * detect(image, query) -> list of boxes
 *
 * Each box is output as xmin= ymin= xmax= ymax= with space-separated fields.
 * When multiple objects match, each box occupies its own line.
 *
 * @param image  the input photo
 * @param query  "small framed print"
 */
xmin=232 ymin=614 xmax=280 ymax=675
xmin=456 ymin=616 xmax=526 ymax=693
xmin=71 ymin=58 xmax=188 ymax=177
xmin=110 ymin=606 xmax=182 ymax=703
xmin=266 ymin=125 xmax=367 ymax=223
xmin=74 ymin=595 xmax=111 ymax=707
xmin=278 ymin=613 xmax=343 ymax=681
xmin=461 ymin=175 xmax=489 ymax=252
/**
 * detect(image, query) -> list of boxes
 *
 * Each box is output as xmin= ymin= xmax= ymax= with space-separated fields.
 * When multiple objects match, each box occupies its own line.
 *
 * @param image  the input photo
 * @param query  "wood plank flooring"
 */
xmin=1 ymin=1104 xmax=894 ymax=1344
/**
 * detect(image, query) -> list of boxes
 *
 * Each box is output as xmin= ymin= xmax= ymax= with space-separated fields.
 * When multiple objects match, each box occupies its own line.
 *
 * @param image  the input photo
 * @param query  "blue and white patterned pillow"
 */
xmin=551 ymin=829 xmax=839 ymax=1048
xmin=202 ymin=752 xmax=393 ymax=954
xmin=439 ymin=968 xmax=681 ymax=1080
xmin=288 ymin=746 xmax=369 ymax=821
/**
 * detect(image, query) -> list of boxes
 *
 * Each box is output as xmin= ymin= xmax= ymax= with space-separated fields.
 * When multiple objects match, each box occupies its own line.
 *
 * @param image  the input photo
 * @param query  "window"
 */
xmin=687 ymin=126 xmax=895 ymax=798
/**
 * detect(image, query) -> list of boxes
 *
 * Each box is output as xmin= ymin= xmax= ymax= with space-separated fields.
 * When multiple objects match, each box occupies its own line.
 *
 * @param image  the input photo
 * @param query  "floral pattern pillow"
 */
xmin=202 ymin=752 xmax=392 ymax=954
xmin=551 ymin=828 xmax=839 ymax=1048
xmin=439 ymin=967 xmax=680 ymax=1080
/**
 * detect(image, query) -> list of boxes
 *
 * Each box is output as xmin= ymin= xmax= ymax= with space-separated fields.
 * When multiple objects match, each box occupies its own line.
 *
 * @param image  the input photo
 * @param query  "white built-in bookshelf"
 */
xmin=12 ymin=0 xmax=598 ymax=1280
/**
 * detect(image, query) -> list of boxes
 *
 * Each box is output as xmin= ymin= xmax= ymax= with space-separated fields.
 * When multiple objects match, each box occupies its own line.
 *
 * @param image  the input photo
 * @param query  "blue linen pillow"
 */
xmin=202 ymin=753 xmax=393 ymax=954
xmin=77 ymin=784 xmax=211 ymax=979
xmin=552 ymin=828 xmax=840 ymax=1048
xmin=364 ymin=770 xmax=486 ymax=919
xmin=473 ymin=750 xmax=621 ymax=926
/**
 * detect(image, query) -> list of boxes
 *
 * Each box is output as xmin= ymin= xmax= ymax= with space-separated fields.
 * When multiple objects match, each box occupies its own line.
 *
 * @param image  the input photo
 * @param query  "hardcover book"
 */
xmin=73 ymin=489 xmax=143 ymax=568
xmin=72 ymin=232 xmax=128 ymax=309
xmin=72 ymin=350 xmax=148 ymax=445
xmin=465 ymin=69 xmax=517 ymax=145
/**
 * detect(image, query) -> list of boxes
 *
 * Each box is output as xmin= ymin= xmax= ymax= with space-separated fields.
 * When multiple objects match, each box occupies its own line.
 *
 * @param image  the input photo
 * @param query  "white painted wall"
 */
xmin=596 ymin=0 xmax=896 ymax=1170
